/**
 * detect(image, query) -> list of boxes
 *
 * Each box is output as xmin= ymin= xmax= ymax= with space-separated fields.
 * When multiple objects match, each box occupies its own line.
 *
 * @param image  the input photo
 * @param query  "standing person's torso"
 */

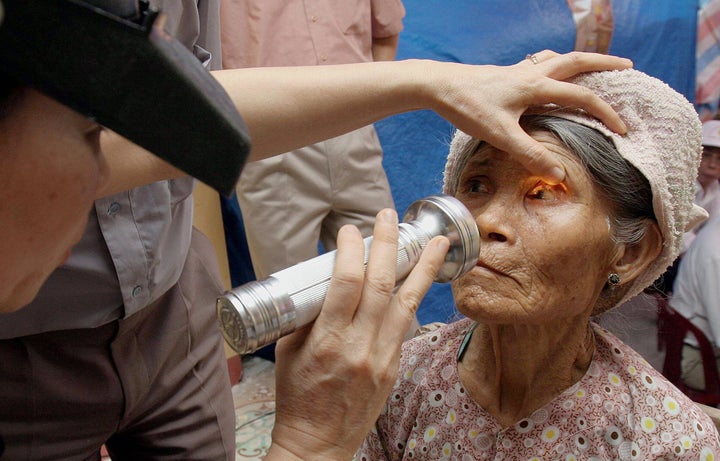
xmin=220 ymin=0 xmax=405 ymax=68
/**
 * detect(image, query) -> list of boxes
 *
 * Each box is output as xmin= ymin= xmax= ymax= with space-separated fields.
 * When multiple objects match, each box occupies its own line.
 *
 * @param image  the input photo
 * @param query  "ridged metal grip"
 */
xmin=217 ymin=194 xmax=480 ymax=354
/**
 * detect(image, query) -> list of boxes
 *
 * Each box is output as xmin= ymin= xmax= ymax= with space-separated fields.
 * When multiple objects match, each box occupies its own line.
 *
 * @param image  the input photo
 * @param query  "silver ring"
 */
xmin=526 ymin=53 xmax=539 ymax=65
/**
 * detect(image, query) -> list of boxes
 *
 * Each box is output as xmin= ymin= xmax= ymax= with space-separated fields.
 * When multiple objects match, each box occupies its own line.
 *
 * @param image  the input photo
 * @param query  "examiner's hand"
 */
xmin=265 ymin=208 xmax=450 ymax=460
xmin=423 ymin=50 xmax=633 ymax=183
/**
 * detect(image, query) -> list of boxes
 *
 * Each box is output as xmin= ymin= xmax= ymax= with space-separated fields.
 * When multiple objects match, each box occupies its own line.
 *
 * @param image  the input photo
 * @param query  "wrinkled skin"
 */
xmin=452 ymin=129 xmax=620 ymax=325
xmin=451 ymin=129 xmax=627 ymax=427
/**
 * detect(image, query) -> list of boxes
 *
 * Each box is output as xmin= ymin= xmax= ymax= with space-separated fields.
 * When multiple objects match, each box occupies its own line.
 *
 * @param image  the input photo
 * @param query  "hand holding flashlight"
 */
xmin=217 ymin=194 xmax=480 ymax=354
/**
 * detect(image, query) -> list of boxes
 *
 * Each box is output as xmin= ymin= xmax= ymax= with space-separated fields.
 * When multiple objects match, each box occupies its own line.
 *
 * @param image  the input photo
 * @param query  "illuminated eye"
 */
xmin=528 ymin=182 xmax=566 ymax=201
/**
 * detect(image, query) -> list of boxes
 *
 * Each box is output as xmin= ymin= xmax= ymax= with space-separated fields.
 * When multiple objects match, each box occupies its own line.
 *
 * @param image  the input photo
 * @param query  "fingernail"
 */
xmin=436 ymin=236 xmax=450 ymax=252
xmin=548 ymin=166 xmax=566 ymax=184
xmin=379 ymin=208 xmax=398 ymax=224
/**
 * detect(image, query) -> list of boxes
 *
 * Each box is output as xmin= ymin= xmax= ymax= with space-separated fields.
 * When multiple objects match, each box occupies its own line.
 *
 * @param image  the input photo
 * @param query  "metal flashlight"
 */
xmin=217 ymin=194 xmax=480 ymax=354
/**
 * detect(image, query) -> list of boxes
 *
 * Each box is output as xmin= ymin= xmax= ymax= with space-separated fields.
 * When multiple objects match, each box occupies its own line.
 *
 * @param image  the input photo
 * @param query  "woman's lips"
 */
xmin=476 ymin=259 xmax=502 ymax=275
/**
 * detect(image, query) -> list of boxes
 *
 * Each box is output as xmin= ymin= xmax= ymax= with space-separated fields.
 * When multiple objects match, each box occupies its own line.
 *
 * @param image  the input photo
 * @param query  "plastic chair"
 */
xmin=656 ymin=295 xmax=720 ymax=406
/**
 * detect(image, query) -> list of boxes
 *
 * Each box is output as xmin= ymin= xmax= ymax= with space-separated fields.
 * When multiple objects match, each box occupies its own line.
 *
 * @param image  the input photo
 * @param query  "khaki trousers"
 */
xmin=236 ymin=125 xmax=394 ymax=278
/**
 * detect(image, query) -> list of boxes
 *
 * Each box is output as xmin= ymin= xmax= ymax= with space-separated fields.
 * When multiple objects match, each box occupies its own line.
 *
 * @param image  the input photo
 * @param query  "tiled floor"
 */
xmin=232 ymin=356 xmax=276 ymax=460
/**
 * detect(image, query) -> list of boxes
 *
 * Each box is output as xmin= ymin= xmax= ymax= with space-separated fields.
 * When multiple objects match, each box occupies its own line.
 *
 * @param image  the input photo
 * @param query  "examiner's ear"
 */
xmin=610 ymin=220 xmax=663 ymax=286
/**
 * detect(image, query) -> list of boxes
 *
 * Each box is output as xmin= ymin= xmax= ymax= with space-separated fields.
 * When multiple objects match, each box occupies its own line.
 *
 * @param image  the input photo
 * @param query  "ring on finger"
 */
xmin=525 ymin=53 xmax=539 ymax=65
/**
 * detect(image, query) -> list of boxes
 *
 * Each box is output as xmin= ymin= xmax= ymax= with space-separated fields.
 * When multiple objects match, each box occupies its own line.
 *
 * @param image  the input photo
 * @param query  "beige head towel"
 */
xmin=443 ymin=68 xmax=707 ymax=308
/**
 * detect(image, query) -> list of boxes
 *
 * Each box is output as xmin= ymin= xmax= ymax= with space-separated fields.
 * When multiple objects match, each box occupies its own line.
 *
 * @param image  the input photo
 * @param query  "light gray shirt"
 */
xmin=0 ymin=0 xmax=222 ymax=338
xmin=672 ymin=215 xmax=720 ymax=349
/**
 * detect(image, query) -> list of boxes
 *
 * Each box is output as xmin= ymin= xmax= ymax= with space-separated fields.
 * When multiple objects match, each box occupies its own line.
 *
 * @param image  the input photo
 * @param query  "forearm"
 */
xmin=98 ymin=52 xmax=633 ymax=193
xmin=211 ymin=60 xmax=432 ymax=162
xmin=96 ymin=60 xmax=430 ymax=193
xmin=96 ymin=129 xmax=187 ymax=198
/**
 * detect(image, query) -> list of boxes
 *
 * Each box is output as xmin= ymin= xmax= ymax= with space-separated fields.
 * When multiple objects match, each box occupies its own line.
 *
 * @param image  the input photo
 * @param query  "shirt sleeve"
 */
xmin=370 ymin=0 xmax=405 ymax=38
xmin=195 ymin=0 xmax=223 ymax=70
xmin=698 ymin=245 xmax=720 ymax=346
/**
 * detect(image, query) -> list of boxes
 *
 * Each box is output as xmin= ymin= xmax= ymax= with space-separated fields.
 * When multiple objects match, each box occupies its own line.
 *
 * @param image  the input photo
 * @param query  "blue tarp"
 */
xmin=224 ymin=0 xmax=699 ymax=326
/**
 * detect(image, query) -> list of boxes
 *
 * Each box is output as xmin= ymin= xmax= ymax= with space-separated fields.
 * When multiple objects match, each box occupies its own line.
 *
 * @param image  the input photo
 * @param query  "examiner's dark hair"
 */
xmin=0 ymin=73 xmax=22 ymax=120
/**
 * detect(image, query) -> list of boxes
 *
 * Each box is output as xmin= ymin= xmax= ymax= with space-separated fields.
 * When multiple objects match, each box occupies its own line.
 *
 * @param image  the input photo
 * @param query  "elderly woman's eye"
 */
xmin=466 ymin=178 xmax=489 ymax=194
xmin=528 ymin=182 xmax=566 ymax=201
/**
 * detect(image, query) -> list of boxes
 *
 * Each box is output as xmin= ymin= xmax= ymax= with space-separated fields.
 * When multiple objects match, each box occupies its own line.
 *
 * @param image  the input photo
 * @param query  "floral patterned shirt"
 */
xmin=356 ymin=318 xmax=720 ymax=460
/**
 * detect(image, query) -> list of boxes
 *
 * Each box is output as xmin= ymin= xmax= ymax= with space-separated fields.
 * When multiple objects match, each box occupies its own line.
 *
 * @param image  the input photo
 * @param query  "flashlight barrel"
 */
xmin=218 ymin=195 xmax=479 ymax=354
xmin=272 ymin=222 xmax=426 ymax=325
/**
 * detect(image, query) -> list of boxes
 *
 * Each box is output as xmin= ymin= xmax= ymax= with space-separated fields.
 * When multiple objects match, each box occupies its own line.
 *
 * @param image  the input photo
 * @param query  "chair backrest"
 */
xmin=656 ymin=295 xmax=720 ymax=405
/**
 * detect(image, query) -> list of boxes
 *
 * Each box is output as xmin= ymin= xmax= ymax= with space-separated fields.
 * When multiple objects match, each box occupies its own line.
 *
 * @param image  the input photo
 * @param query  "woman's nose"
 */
xmin=474 ymin=202 xmax=511 ymax=243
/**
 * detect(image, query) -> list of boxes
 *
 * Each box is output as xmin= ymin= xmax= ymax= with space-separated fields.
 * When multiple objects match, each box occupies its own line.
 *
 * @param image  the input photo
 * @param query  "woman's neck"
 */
xmin=457 ymin=318 xmax=595 ymax=428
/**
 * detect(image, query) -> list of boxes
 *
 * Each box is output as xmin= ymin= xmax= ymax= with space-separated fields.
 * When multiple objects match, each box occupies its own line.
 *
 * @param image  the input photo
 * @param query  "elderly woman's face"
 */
xmin=451 ymin=129 xmax=620 ymax=324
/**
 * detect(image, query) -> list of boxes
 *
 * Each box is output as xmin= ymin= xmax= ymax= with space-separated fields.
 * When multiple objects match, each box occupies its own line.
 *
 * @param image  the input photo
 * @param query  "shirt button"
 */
xmin=311 ymin=15 xmax=318 ymax=22
xmin=107 ymin=202 xmax=121 ymax=215
xmin=132 ymin=285 xmax=143 ymax=297
xmin=320 ymin=54 xmax=328 ymax=61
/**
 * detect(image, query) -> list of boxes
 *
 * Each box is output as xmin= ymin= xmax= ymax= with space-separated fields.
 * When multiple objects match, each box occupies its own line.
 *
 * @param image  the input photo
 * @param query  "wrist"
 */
xmin=267 ymin=423 xmax=357 ymax=461
xmin=394 ymin=59 xmax=441 ymax=112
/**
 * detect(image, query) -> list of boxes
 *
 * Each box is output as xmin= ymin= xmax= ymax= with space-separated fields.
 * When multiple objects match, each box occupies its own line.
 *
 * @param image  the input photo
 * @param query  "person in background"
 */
xmin=653 ymin=119 xmax=720 ymax=294
xmin=671 ymin=215 xmax=720 ymax=391
xmin=220 ymin=1 xmax=404 ymax=281
xmin=357 ymin=68 xmax=720 ymax=460
xmin=0 ymin=1 xmax=635 ymax=458
xmin=682 ymin=119 xmax=720 ymax=252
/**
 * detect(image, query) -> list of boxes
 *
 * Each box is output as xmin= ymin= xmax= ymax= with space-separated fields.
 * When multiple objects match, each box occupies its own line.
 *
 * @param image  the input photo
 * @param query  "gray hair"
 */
xmin=446 ymin=69 xmax=705 ymax=310
xmin=443 ymin=115 xmax=657 ymax=313
xmin=524 ymin=115 xmax=655 ymax=247
xmin=446 ymin=115 xmax=655 ymax=249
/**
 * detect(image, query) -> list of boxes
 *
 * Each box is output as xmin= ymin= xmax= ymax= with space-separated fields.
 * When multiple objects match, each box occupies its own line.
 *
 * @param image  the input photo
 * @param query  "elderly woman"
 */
xmin=356 ymin=69 xmax=720 ymax=460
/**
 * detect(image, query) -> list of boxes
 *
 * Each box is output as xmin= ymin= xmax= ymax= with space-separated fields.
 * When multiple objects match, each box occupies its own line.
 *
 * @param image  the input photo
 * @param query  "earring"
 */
xmin=607 ymin=273 xmax=621 ymax=287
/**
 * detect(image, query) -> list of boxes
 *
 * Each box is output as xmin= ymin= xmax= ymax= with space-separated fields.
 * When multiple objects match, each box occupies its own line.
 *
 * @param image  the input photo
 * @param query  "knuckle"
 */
xmin=365 ymin=273 xmax=396 ymax=297
xmin=351 ymin=351 xmax=396 ymax=386
xmin=394 ymin=287 xmax=423 ymax=317
xmin=378 ymin=364 xmax=397 ymax=388
xmin=331 ymin=270 xmax=365 ymax=291
xmin=576 ymin=85 xmax=596 ymax=100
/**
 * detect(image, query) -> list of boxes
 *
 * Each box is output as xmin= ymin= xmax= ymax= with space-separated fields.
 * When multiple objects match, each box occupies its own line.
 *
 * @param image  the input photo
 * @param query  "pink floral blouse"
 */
xmin=356 ymin=318 xmax=720 ymax=460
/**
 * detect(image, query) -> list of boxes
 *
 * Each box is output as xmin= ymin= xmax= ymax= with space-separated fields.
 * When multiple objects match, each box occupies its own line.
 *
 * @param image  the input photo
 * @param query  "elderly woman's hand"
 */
xmin=420 ymin=50 xmax=633 ymax=183
xmin=265 ymin=208 xmax=450 ymax=460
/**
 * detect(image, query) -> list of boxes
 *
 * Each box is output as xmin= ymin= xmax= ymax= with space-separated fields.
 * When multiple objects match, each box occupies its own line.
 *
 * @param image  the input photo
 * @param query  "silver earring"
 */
xmin=608 ymin=273 xmax=621 ymax=287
